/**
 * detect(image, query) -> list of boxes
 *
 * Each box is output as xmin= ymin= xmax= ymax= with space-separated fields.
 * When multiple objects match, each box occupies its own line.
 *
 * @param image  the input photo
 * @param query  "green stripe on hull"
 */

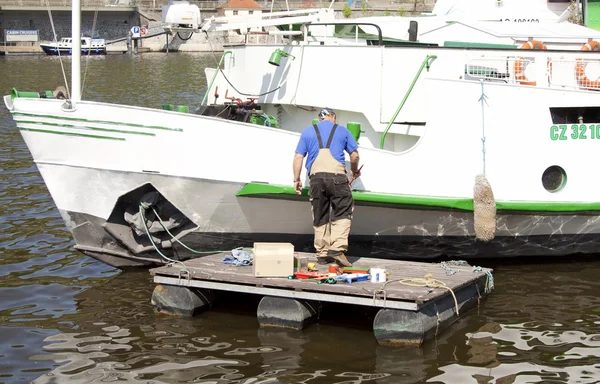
xmin=13 ymin=112 xmax=183 ymax=132
xmin=17 ymin=120 xmax=155 ymax=136
xmin=236 ymin=183 xmax=600 ymax=213
xmin=19 ymin=127 xmax=125 ymax=141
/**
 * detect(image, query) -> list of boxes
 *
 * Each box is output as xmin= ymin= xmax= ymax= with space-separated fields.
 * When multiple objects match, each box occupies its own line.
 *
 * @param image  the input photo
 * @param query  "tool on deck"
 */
xmin=340 ymin=267 xmax=370 ymax=274
xmin=338 ymin=273 xmax=370 ymax=284
xmin=349 ymin=164 xmax=364 ymax=186
xmin=292 ymin=271 xmax=329 ymax=280
xmin=318 ymin=277 xmax=337 ymax=284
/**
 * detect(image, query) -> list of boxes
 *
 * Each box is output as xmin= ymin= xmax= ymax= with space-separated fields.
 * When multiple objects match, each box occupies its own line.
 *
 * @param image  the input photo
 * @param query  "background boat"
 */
xmin=40 ymin=36 xmax=107 ymax=55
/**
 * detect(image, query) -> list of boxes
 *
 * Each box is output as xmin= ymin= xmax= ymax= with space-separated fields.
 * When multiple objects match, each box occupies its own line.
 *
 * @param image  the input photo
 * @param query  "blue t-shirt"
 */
xmin=295 ymin=120 xmax=359 ymax=174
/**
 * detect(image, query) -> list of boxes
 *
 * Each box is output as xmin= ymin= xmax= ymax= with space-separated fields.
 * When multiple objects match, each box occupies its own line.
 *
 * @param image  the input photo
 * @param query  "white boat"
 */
xmin=5 ymin=0 xmax=600 ymax=268
xmin=40 ymin=36 xmax=106 ymax=55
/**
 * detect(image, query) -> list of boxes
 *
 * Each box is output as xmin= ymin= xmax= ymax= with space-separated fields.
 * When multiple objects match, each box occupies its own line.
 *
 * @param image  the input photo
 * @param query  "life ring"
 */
xmin=575 ymin=41 xmax=600 ymax=90
xmin=514 ymin=40 xmax=548 ymax=86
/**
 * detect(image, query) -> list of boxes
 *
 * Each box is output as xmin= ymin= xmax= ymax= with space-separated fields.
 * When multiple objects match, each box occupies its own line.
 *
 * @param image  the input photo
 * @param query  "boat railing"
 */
xmin=548 ymin=57 xmax=600 ymax=92
xmin=380 ymin=54 xmax=437 ymax=150
xmin=464 ymin=54 xmax=600 ymax=92
xmin=465 ymin=58 xmax=514 ymax=84
xmin=306 ymin=22 xmax=383 ymax=46
xmin=466 ymin=55 xmax=550 ymax=87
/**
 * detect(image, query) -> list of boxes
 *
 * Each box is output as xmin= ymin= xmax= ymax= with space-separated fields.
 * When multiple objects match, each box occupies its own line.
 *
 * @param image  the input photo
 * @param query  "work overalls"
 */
xmin=309 ymin=124 xmax=354 ymax=259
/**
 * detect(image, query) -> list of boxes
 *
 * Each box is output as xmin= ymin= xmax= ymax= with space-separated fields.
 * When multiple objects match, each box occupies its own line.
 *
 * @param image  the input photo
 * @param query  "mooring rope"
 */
xmin=139 ymin=203 xmax=189 ymax=271
xmin=148 ymin=206 xmax=249 ymax=255
xmin=82 ymin=9 xmax=99 ymax=97
xmin=473 ymin=79 xmax=497 ymax=242
xmin=45 ymin=0 xmax=71 ymax=100
xmin=478 ymin=79 xmax=488 ymax=175
xmin=473 ymin=266 xmax=495 ymax=293
xmin=440 ymin=260 xmax=468 ymax=276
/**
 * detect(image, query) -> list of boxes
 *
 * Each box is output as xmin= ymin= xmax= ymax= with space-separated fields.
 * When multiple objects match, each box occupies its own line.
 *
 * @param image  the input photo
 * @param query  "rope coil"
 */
xmin=364 ymin=273 xmax=460 ymax=316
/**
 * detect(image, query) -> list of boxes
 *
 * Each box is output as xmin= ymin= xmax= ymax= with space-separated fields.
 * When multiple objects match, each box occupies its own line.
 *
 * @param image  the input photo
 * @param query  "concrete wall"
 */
xmin=0 ymin=10 xmax=138 ymax=41
xmin=0 ymin=0 xmax=436 ymax=52
xmin=137 ymin=29 xmax=244 ymax=53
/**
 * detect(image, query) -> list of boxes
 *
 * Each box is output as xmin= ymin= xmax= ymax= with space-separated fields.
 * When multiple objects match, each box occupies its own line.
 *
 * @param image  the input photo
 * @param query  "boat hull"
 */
xmin=40 ymin=164 xmax=600 ymax=268
xmin=7 ymin=65 xmax=600 ymax=267
xmin=40 ymin=44 xmax=107 ymax=55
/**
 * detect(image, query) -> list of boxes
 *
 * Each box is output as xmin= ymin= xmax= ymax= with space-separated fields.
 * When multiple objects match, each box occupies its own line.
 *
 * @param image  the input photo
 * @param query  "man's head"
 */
xmin=318 ymin=107 xmax=336 ymax=122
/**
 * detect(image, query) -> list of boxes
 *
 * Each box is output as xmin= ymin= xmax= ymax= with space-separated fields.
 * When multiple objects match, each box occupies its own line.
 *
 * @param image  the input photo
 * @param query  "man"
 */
xmin=293 ymin=107 xmax=360 ymax=267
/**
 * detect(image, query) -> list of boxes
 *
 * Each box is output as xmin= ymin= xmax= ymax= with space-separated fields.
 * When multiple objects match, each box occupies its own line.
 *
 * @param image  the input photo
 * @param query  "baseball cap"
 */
xmin=318 ymin=107 xmax=336 ymax=120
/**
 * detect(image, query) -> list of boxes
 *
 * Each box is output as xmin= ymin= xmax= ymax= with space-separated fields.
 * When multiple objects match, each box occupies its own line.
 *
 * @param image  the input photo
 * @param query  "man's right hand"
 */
xmin=294 ymin=180 xmax=303 ymax=195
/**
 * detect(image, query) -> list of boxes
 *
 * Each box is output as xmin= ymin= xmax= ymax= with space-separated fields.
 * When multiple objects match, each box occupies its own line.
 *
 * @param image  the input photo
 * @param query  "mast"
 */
xmin=71 ymin=0 xmax=81 ymax=102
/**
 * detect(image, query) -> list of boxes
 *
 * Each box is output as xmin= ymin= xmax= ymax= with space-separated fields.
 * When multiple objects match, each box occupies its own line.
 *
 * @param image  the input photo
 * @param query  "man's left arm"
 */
xmin=293 ymin=153 xmax=304 ymax=194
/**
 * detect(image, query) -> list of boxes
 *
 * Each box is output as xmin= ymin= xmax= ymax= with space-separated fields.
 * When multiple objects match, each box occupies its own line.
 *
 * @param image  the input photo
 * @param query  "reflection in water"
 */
xmin=429 ymin=262 xmax=600 ymax=384
xmin=3 ymin=55 xmax=600 ymax=383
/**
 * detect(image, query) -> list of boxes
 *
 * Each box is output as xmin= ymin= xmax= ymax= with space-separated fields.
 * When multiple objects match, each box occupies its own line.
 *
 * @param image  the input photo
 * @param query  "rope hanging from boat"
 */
xmin=473 ymin=266 xmax=495 ymax=293
xmin=204 ymin=31 xmax=282 ymax=97
xmin=45 ymin=0 xmax=71 ymax=100
xmin=148 ymin=205 xmax=248 ymax=255
xmin=478 ymin=79 xmax=488 ymax=175
xmin=139 ymin=202 xmax=189 ymax=271
xmin=82 ymin=9 xmax=99 ymax=97
xmin=473 ymin=79 xmax=497 ymax=241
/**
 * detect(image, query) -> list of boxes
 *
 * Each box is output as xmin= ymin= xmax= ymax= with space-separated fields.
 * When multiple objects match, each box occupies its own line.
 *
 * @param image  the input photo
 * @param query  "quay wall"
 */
xmin=0 ymin=10 xmax=138 ymax=41
xmin=0 ymin=0 xmax=436 ymax=53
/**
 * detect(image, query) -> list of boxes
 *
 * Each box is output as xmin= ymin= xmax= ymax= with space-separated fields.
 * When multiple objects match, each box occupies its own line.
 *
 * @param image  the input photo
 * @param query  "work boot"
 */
xmin=328 ymin=250 xmax=352 ymax=267
xmin=333 ymin=254 xmax=353 ymax=267
xmin=316 ymin=256 xmax=335 ymax=265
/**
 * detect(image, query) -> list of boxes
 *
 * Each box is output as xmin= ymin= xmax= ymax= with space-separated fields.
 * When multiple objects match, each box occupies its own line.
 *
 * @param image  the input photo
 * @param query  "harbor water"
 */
xmin=1 ymin=53 xmax=600 ymax=383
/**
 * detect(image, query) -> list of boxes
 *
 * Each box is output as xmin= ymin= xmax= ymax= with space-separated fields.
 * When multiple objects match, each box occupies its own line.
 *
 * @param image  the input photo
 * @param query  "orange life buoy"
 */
xmin=514 ymin=40 xmax=548 ymax=86
xmin=575 ymin=40 xmax=600 ymax=90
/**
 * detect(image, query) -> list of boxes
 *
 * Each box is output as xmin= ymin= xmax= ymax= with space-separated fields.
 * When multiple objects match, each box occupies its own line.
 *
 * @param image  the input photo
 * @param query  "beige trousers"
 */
xmin=313 ymin=218 xmax=351 ymax=257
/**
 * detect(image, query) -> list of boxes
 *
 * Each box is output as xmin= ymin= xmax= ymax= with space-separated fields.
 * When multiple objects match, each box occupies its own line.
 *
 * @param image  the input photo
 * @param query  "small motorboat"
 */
xmin=40 ymin=36 xmax=106 ymax=55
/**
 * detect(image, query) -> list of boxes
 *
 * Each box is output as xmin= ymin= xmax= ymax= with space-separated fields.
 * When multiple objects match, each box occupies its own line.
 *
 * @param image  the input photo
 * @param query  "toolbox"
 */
xmin=253 ymin=242 xmax=294 ymax=277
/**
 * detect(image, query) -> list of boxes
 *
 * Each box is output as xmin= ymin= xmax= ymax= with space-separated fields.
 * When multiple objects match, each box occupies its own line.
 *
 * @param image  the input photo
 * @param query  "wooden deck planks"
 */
xmin=151 ymin=252 xmax=493 ymax=308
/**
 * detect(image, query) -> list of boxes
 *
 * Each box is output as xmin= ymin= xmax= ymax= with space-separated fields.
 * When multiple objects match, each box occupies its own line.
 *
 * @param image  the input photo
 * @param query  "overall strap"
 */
xmin=313 ymin=124 xmax=324 ymax=149
xmin=325 ymin=124 xmax=338 ymax=149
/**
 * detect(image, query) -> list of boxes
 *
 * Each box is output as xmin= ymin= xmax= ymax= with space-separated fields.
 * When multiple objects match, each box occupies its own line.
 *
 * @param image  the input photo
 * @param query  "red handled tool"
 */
xmin=349 ymin=164 xmax=364 ymax=186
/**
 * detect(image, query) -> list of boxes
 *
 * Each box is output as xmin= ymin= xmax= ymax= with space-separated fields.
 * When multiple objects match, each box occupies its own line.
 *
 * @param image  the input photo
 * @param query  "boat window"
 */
xmin=81 ymin=40 xmax=86 ymax=45
xmin=549 ymin=107 xmax=600 ymax=124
